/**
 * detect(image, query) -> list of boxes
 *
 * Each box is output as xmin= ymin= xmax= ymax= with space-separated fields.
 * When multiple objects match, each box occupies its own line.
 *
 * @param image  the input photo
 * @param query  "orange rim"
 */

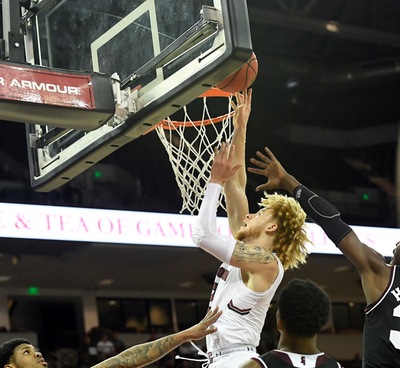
xmin=199 ymin=87 xmax=232 ymax=98
xmin=144 ymin=88 xmax=233 ymax=133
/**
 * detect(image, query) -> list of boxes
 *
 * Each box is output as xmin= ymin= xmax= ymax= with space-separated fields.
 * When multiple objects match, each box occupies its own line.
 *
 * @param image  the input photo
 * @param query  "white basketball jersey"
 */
xmin=206 ymin=255 xmax=284 ymax=352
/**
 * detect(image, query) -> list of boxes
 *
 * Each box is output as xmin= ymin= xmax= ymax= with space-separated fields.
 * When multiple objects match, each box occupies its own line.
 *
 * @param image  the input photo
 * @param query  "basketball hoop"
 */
xmin=155 ymin=88 xmax=234 ymax=215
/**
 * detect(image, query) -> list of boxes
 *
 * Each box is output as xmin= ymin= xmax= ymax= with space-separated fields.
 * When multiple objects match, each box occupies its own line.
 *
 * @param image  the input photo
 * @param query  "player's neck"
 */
xmin=278 ymin=334 xmax=320 ymax=355
xmin=242 ymin=232 xmax=274 ymax=250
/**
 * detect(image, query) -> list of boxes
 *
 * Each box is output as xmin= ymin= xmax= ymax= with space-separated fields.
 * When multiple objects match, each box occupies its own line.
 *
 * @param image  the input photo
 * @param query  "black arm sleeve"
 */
xmin=293 ymin=185 xmax=352 ymax=246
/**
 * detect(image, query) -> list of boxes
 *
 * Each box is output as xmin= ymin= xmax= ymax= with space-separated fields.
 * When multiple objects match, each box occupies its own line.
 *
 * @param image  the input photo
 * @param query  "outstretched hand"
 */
xmin=247 ymin=147 xmax=289 ymax=191
xmin=210 ymin=143 xmax=242 ymax=185
xmin=231 ymin=88 xmax=252 ymax=129
xmin=185 ymin=307 xmax=222 ymax=341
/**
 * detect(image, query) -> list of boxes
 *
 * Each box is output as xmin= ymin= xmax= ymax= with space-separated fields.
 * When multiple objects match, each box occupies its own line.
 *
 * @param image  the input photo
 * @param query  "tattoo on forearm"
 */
xmin=94 ymin=334 xmax=180 ymax=368
xmin=234 ymin=241 xmax=274 ymax=264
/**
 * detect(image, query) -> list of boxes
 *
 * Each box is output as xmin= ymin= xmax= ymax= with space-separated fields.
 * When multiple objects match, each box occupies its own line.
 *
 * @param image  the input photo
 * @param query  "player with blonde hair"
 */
xmin=257 ymin=194 xmax=308 ymax=270
xmin=192 ymin=89 xmax=310 ymax=367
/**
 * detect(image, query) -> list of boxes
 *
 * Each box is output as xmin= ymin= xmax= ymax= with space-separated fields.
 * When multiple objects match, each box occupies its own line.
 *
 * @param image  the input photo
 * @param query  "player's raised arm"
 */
xmin=248 ymin=147 xmax=391 ymax=304
xmin=192 ymin=143 xmax=242 ymax=265
xmin=224 ymin=89 xmax=252 ymax=236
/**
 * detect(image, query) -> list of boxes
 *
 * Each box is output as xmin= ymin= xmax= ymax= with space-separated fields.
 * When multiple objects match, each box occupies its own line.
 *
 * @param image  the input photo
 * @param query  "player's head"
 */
xmin=390 ymin=241 xmax=400 ymax=266
xmin=0 ymin=338 xmax=46 ymax=368
xmin=277 ymin=278 xmax=331 ymax=338
xmin=259 ymin=193 xmax=310 ymax=269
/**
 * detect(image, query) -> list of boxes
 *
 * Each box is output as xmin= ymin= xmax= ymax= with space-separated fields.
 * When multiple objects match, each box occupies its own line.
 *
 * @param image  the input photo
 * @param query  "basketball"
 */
xmin=216 ymin=52 xmax=258 ymax=93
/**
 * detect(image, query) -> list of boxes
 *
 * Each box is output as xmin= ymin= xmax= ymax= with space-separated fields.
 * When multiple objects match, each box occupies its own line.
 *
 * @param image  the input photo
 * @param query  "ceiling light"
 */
xmin=0 ymin=275 xmax=12 ymax=282
xmin=326 ymin=21 xmax=339 ymax=33
xmin=333 ymin=265 xmax=351 ymax=272
xmin=285 ymin=79 xmax=299 ymax=89
xmin=98 ymin=279 xmax=114 ymax=286
xmin=179 ymin=281 xmax=194 ymax=288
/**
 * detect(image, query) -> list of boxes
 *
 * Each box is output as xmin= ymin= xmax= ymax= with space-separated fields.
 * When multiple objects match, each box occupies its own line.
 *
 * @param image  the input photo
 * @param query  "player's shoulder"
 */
xmin=258 ymin=350 xmax=342 ymax=368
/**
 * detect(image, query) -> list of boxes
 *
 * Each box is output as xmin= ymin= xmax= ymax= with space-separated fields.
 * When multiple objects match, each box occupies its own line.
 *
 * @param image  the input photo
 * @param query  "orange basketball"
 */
xmin=216 ymin=52 xmax=258 ymax=93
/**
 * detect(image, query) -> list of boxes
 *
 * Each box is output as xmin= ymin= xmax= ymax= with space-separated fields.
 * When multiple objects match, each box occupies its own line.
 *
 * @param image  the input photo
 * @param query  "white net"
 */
xmin=156 ymin=93 xmax=234 ymax=215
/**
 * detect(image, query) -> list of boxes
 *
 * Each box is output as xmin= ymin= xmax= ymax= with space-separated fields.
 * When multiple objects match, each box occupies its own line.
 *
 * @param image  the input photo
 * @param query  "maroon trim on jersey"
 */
xmin=259 ymin=350 xmax=342 ymax=368
xmin=365 ymin=265 xmax=395 ymax=314
xmin=227 ymin=300 xmax=251 ymax=315
xmin=316 ymin=354 xmax=333 ymax=366
xmin=269 ymin=350 xmax=292 ymax=363
xmin=251 ymin=356 xmax=267 ymax=367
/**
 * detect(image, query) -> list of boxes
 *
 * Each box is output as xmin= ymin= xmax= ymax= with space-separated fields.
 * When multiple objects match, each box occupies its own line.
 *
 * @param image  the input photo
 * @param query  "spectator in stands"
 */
xmin=96 ymin=334 xmax=115 ymax=361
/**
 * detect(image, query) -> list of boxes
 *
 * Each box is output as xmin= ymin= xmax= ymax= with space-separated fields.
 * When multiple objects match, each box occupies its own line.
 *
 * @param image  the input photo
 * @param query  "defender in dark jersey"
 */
xmin=239 ymin=278 xmax=341 ymax=368
xmin=247 ymin=147 xmax=400 ymax=368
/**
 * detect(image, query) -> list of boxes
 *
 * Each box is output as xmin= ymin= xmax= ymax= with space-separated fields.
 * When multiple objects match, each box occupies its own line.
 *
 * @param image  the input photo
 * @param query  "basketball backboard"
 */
xmin=1 ymin=0 xmax=253 ymax=192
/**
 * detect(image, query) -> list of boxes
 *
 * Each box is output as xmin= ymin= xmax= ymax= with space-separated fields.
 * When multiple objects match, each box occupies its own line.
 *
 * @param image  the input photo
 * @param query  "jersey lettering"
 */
xmin=261 ymin=351 xmax=341 ymax=367
xmin=216 ymin=266 xmax=229 ymax=280
xmin=208 ymin=266 xmax=230 ymax=308
xmin=391 ymin=287 xmax=400 ymax=302
xmin=364 ymin=267 xmax=400 ymax=366
xmin=390 ymin=304 xmax=400 ymax=349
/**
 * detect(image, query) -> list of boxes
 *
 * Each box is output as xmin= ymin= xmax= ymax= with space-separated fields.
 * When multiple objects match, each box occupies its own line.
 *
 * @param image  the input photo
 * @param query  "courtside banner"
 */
xmin=0 ymin=63 xmax=94 ymax=108
xmin=0 ymin=202 xmax=398 ymax=257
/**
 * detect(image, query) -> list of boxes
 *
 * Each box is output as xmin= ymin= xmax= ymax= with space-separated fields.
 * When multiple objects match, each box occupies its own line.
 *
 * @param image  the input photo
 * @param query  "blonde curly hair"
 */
xmin=259 ymin=193 xmax=311 ymax=270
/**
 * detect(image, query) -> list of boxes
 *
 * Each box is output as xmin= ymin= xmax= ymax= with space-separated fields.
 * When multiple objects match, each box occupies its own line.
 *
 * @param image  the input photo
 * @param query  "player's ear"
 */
xmin=265 ymin=222 xmax=278 ymax=233
xmin=276 ymin=310 xmax=283 ymax=331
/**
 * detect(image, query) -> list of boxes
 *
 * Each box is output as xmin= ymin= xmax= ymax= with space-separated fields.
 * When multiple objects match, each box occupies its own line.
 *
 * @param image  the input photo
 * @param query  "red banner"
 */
xmin=0 ymin=63 xmax=95 ymax=108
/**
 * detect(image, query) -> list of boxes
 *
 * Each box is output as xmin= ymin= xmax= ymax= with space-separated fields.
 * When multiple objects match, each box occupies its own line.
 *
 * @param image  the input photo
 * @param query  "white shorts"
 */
xmin=208 ymin=350 xmax=259 ymax=368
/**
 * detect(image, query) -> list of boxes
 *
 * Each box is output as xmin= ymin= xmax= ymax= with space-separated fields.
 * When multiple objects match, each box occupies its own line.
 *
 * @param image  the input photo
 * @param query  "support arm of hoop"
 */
xmin=192 ymin=183 xmax=236 ymax=264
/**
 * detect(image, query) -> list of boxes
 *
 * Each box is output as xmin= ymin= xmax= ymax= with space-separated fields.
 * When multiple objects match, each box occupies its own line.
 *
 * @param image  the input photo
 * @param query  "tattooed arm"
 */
xmin=232 ymin=241 xmax=275 ymax=266
xmin=229 ymin=240 xmax=279 ymax=293
xmin=91 ymin=308 xmax=221 ymax=368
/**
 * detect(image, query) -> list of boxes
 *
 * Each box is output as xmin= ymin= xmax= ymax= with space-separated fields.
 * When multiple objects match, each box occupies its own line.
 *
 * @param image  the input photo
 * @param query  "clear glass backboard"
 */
xmin=1 ymin=0 xmax=253 ymax=191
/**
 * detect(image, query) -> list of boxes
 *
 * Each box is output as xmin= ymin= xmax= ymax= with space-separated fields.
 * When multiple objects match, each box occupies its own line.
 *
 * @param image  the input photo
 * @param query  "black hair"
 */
xmin=0 ymin=338 xmax=32 ymax=367
xmin=278 ymin=278 xmax=331 ymax=337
